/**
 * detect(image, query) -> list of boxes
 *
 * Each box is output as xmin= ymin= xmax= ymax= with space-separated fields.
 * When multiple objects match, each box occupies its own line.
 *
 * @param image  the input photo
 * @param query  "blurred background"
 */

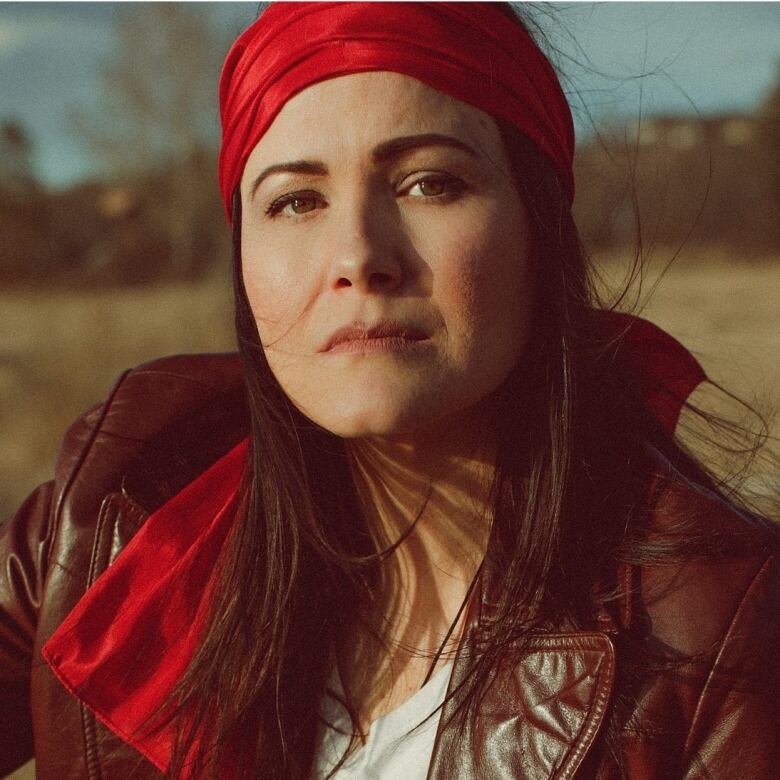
xmin=0 ymin=2 xmax=778 ymax=777
xmin=2 ymin=1 xmax=778 ymax=518
xmin=1 ymin=0 xmax=779 ymax=505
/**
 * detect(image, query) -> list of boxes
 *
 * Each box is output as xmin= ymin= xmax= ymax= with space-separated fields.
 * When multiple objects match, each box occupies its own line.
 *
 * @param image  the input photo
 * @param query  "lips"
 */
xmin=320 ymin=321 xmax=428 ymax=353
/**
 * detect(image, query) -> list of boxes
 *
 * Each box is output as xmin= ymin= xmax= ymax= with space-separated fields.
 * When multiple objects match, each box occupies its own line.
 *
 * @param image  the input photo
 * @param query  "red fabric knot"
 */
xmin=596 ymin=311 xmax=707 ymax=433
xmin=218 ymin=2 xmax=575 ymax=223
xmin=42 ymin=439 xmax=248 ymax=774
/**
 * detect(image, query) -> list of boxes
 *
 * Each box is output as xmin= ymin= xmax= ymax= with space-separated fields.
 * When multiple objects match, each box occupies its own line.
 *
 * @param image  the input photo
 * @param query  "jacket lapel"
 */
xmin=429 ymin=625 xmax=615 ymax=780
xmin=42 ymin=438 xmax=249 ymax=775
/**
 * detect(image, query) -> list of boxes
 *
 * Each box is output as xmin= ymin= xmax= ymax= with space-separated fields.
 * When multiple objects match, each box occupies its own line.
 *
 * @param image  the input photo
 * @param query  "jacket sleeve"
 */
xmin=681 ymin=552 xmax=780 ymax=778
xmin=0 ymin=480 xmax=54 ymax=775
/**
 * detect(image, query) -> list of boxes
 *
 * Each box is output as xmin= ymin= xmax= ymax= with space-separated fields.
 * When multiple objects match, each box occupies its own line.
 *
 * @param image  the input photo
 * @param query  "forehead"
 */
xmin=245 ymin=71 xmax=503 ymax=165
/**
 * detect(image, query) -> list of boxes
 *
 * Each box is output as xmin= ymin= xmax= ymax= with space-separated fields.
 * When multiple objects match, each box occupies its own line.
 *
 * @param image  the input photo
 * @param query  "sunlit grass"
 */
xmin=1 ymin=277 xmax=234 ymax=517
xmin=2 ymin=252 xmax=779 ymax=519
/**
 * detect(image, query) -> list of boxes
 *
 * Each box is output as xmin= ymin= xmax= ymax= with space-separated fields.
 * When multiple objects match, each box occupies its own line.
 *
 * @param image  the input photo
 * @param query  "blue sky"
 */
xmin=1 ymin=2 xmax=778 ymax=188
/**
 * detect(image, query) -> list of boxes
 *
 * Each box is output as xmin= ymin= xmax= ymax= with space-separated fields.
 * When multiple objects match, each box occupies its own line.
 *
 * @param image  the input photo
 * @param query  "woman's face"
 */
xmin=240 ymin=72 xmax=533 ymax=438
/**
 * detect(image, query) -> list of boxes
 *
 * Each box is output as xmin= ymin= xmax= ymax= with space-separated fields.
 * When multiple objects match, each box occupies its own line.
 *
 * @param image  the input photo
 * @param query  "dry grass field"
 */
xmin=596 ymin=250 xmax=780 ymax=418
xmin=596 ymin=251 xmax=780 ymax=501
xmin=1 ymin=251 xmax=779 ymax=779
xmin=2 ymin=251 xmax=778 ymax=521
xmin=0 ymin=274 xmax=235 ymax=520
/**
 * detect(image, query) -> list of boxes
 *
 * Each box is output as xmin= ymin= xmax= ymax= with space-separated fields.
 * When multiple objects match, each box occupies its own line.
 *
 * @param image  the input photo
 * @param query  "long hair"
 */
xmin=154 ymin=6 xmax=779 ymax=778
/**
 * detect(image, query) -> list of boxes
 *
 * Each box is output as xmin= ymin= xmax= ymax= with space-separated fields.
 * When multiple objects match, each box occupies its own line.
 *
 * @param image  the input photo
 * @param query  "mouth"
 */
xmin=320 ymin=321 xmax=429 ymax=354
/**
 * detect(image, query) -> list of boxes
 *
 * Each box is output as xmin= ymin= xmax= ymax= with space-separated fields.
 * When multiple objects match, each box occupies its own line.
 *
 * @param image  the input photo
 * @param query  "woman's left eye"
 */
xmin=406 ymin=175 xmax=465 ymax=199
xmin=264 ymin=191 xmax=324 ymax=218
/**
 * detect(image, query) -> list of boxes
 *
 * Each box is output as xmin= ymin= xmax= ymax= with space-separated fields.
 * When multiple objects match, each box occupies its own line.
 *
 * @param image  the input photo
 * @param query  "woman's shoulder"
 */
xmin=633 ymin=446 xmax=780 ymax=657
xmin=62 ymin=351 xmax=244 ymax=449
xmin=52 ymin=351 xmax=248 ymax=525
xmin=73 ymin=351 xmax=245 ymax=438
xmin=610 ymin=450 xmax=780 ymax=775
xmin=4 ymin=352 xmax=248 ymax=639
xmin=0 ymin=353 xmax=249 ymax=776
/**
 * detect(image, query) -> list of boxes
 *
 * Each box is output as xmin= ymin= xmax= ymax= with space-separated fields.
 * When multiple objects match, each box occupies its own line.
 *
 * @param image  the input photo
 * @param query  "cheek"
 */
xmin=240 ymin=233 xmax=314 ymax=346
xmin=427 ymin=205 xmax=533 ymax=352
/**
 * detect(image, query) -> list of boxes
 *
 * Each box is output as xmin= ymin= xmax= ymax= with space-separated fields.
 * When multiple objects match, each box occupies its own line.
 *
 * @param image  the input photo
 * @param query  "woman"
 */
xmin=2 ymin=3 xmax=779 ymax=778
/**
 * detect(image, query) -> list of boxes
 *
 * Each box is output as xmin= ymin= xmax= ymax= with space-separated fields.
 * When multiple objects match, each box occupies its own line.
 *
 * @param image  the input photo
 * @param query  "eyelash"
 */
xmin=263 ymin=173 xmax=467 ymax=219
xmin=405 ymin=173 xmax=467 ymax=200
xmin=264 ymin=190 xmax=324 ymax=218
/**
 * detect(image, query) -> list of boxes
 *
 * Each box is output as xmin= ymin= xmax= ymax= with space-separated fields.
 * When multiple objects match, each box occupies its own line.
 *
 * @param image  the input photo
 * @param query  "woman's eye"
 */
xmin=406 ymin=175 xmax=464 ymax=199
xmin=265 ymin=193 xmax=322 ymax=218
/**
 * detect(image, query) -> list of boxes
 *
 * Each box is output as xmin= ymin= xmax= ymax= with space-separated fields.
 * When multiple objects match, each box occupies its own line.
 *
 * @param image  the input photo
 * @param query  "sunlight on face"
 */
xmin=240 ymin=72 xmax=533 ymax=438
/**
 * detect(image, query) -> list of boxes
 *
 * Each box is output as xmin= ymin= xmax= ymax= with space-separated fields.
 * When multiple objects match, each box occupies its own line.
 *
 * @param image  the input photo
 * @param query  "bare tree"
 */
xmin=0 ymin=119 xmax=38 ymax=198
xmin=73 ymin=4 xmax=229 ymax=277
xmin=759 ymin=63 xmax=780 ymax=222
xmin=0 ymin=119 xmax=55 ymax=277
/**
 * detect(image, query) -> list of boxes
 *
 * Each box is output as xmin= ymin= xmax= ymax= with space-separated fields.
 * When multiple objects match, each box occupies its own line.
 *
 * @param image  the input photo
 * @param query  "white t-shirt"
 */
xmin=313 ymin=661 xmax=454 ymax=779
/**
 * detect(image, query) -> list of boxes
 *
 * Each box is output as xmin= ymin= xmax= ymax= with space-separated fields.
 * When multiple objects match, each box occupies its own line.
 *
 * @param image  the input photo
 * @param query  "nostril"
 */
xmin=335 ymin=277 xmax=352 ymax=288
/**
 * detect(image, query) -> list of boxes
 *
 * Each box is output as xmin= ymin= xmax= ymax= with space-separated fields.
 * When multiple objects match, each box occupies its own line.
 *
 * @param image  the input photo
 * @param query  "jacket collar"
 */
xmin=43 ymin=439 xmax=249 ymax=774
xmin=429 ymin=626 xmax=615 ymax=780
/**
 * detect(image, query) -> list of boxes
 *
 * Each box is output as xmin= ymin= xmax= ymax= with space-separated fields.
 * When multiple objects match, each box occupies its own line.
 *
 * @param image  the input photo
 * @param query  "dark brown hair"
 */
xmin=149 ymin=5 xmax=779 ymax=778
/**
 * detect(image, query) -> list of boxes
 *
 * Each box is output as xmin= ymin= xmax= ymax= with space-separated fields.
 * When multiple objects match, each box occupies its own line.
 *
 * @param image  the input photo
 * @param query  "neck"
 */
xmin=345 ymin=400 xmax=498 ymax=650
xmin=337 ymin=401 xmax=501 ymax=723
xmin=348 ymin=402 xmax=497 ymax=566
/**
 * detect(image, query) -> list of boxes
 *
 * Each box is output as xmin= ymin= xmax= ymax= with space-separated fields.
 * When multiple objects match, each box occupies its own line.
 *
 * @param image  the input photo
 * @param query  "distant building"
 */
xmin=574 ymin=104 xmax=778 ymax=253
xmin=627 ymin=114 xmax=762 ymax=150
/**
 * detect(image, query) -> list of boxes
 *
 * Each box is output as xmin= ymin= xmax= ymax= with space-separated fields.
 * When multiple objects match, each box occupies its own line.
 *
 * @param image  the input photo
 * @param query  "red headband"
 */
xmin=218 ymin=1 xmax=575 ymax=222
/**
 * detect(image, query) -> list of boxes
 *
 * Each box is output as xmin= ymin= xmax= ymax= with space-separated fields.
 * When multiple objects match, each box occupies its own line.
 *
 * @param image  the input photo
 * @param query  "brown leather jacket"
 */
xmin=2 ymin=354 xmax=779 ymax=779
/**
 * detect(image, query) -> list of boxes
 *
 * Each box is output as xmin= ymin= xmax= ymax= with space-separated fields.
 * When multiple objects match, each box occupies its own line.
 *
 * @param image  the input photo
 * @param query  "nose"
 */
xmin=327 ymin=196 xmax=404 ymax=294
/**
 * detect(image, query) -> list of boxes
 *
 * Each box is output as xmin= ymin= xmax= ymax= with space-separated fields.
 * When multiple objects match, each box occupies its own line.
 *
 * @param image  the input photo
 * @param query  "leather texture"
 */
xmin=1 ymin=353 xmax=778 ymax=779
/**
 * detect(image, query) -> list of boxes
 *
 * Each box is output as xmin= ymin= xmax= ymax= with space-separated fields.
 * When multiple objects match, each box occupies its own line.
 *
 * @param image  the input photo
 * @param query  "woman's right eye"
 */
xmin=265 ymin=192 xmax=324 ymax=218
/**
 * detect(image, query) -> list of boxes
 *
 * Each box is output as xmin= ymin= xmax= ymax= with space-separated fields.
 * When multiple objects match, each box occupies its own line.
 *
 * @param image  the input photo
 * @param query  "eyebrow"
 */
xmin=249 ymin=133 xmax=478 ymax=199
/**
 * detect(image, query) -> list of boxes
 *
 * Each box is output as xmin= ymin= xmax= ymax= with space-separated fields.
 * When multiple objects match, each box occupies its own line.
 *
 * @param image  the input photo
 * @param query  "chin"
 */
xmin=302 ymin=386 xmax=501 ymax=441
xmin=311 ymin=410 xmax=425 ymax=440
xmin=296 ymin=394 xmax=444 ymax=440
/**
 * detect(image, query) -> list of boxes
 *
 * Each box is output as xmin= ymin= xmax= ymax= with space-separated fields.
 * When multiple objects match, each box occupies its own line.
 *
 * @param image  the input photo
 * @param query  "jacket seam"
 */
xmin=129 ymin=366 xmax=231 ymax=390
xmin=87 ymin=497 xmax=116 ymax=588
xmin=681 ymin=552 xmax=775 ymax=761
xmin=81 ymin=490 xmax=125 ymax=780
xmin=47 ymin=368 xmax=132 ymax=571
xmin=557 ymin=636 xmax=616 ymax=778
xmin=82 ymin=491 xmax=143 ymax=777
xmin=45 ymin=368 xmax=131 ymax=779
xmin=80 ymin=699 xmax=102 ymax=780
